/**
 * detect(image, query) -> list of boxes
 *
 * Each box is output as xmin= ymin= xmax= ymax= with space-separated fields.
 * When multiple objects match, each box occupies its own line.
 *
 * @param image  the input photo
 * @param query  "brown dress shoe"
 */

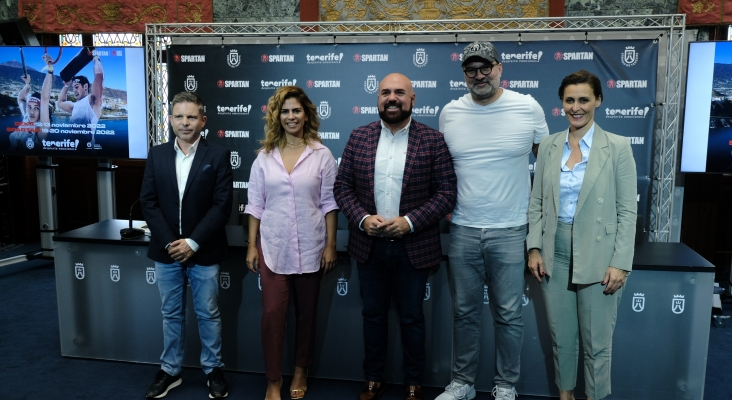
xmin=359 ymin=381 xmax=386 ymax=400
xmin=405 ymin=385 xmax=422 ymax=400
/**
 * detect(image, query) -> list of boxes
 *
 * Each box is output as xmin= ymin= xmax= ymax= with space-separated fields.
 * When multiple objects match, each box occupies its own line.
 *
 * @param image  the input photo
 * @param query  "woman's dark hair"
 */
xmin=558 ymin=70 xmax=603 ymax=101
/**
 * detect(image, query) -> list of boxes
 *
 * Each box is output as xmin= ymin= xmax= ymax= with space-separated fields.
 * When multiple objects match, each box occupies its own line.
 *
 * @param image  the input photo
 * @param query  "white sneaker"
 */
xmin=492 ymin=386 xmax=518 ymax=400
xmin=435 ymin=380 xmax=476 ymax=400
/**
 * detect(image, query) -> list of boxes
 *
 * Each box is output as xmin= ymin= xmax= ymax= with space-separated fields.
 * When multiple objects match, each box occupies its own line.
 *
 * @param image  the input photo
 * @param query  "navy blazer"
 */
xmin=140 ymin=138 xmax=234 ymax=265
xmin=334 ymin=119 xmax=457 ymax=269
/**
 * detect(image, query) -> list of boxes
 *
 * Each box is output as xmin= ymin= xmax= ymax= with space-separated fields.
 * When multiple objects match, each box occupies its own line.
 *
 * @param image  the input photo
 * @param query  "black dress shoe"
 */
xmin=406 ymin=385 xmax=422 ymax=400
xmin=146 ymin=370 xmax=182 ymax=398
xmin=359 ymin=381 xmax=386 ymax=400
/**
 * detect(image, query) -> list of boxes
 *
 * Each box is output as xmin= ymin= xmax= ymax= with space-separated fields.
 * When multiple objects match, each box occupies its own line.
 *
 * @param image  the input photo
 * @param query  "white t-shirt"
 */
xmin=439 ymin=90 xmax=548 ymax=228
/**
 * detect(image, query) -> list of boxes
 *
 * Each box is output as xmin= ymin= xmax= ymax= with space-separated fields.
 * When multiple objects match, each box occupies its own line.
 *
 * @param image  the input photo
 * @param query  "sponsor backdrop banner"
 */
xmin=167 ymin=40 xmax=657 ymax=219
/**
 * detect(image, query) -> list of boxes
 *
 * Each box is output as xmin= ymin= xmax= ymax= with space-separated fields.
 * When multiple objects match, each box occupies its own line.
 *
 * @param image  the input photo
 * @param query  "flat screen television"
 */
xmin=0 ymin=46 xmax=147 ymax=159
xmin=681 ymin=41 xmax=732 ymax=173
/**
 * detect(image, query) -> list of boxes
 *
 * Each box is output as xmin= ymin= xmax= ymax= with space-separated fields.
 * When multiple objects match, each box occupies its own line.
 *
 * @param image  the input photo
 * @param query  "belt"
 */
xmin=372 ymin=236 xmax=403 ymax=242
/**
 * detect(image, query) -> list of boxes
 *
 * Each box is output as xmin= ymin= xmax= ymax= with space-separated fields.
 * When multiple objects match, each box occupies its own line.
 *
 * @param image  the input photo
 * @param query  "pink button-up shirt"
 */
xmin=245 ymin=142 xmax=338 ymax=274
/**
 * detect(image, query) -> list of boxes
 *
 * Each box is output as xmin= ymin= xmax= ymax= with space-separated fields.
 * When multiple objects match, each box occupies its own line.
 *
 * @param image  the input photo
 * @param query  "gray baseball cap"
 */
xmin=462 ymin=41 xmax=499 ymax=66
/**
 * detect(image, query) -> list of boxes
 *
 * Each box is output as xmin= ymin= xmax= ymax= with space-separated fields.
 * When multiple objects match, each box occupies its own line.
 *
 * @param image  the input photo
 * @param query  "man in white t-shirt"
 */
xmin=436 ymin=41 xmax=549 ymax=400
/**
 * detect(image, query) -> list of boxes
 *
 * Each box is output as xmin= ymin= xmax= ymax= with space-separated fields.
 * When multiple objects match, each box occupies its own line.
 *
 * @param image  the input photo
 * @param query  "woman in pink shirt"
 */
xmin=245 ymin=86 xmax=339 ymax=400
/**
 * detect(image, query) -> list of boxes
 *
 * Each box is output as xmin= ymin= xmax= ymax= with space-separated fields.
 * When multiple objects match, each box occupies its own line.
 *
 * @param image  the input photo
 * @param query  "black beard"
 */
xmin=378 ymin=105 xmax=412 ymax=125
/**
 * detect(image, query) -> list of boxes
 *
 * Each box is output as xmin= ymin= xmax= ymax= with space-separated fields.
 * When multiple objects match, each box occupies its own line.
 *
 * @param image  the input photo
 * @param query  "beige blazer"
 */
xmin=527 ymin=124 xmax=637 ymax=284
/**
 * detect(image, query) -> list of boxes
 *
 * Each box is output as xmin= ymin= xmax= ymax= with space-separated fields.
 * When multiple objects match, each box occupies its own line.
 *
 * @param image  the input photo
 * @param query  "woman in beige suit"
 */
xmin=527 ymin=70 xmax=637 ymax=400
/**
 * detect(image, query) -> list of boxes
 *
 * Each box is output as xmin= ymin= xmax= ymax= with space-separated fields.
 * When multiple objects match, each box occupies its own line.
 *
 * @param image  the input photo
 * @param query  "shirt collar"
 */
xmin=174 ymin=135 xmax=201 ymax=155
xmin=380 ymin=117 xmax=411 ymax=137
xmin=563 ymin=122 xmax=595 ymax=149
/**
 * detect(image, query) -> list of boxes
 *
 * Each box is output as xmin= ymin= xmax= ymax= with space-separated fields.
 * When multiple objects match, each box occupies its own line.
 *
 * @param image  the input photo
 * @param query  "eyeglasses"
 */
xmin=463 ymin=64 xmax=495 ymax=78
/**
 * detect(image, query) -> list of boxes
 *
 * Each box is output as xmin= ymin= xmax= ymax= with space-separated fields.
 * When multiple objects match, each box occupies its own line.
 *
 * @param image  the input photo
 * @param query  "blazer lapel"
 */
xmin=183 ymin=139 xmax=209 ymax=200
xmin=576 ymin=126 xmax=609 ymax=216
xmin=367 ymin=123 xmax=380 ymax=198
xmin=548 ymin=133 xmax=563 ymax=216
xmin=165 ymin=141 xmax=178 ymax=192
xmin=401 ymin=120 xmax=420 ymax=191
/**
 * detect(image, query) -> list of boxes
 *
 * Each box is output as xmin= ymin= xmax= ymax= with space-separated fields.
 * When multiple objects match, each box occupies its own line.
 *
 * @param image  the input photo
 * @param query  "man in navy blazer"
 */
xmin=334 ymin=73 xmax=456 ymax=400
xmin=140 ymin=92 xmax=233 ymax=399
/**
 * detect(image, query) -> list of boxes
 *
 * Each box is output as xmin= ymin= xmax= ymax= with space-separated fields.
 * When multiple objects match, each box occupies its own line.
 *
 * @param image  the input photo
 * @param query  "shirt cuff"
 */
xmin=185 ymin=238 xmax=199 ymax=252
xmin=359 ymin=215 xmax=371 ymax=231
xmin=403 ymin=215 xmax=414 ymax=233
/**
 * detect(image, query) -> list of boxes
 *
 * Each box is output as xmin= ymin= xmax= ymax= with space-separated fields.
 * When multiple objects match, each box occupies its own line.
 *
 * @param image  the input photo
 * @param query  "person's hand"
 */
xmin=93 ymin=56 xmax=103 ymax=73
xmin=42 ymin=53 xmax=53 ymax=66
xmin=167 ymin=239 xmax=195 ymax=263
xmin=321 ymin=245 xmax=337 ymax=273
xmin=528 ymin=249 xmax=545 ymax=282
xmin=21 ymin=74 xmax=30 ymax=84
xmin=378 ymin=216 xmax=411 ymax=238
xmin=601 ymin=266 xmax=628 ymax=294
xmin=362 ymin=215 xmax=386 ymax=236
xmin=246 ymin=244 xmax=259 ymax=273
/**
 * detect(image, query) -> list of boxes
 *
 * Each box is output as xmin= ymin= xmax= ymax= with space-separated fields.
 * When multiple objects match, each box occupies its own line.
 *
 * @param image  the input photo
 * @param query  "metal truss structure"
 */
xmin=146 ymin=15 xmax=686 ymax=242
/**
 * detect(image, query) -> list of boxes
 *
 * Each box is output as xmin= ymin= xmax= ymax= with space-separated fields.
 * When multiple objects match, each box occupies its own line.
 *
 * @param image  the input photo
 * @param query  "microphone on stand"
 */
xmin=120 ymin=198 xmax=145 ymax=239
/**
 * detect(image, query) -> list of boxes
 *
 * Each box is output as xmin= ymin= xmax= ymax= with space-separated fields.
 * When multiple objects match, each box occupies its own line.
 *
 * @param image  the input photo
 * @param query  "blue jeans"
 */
xmin=155 ymin=261 xmax=224 ymax=376
xmin=357 ymin=240 xmax=430 ymax=385
xmin=447 ymin=223 xmax=527 ymax=388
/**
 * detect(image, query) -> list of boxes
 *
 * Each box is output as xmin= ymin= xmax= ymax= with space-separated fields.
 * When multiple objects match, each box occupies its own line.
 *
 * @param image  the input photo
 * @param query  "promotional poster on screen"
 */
xmin=0 ymin=46 xmax=147 ymax=158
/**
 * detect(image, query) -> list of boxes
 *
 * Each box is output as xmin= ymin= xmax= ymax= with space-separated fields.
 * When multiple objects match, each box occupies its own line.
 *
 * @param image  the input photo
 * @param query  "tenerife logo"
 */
xmin=75 ymin=263 xmax=85 ymax=280
xmin=185 ymin=75 xmax=198 ymax=92
xmin=554 ymin=51 xmax=594 ymax=61
xmin=233 ymin=181 xmax=249 ymax=189
xmin=227 ymin=49 xmax=241 ymax=68
xmin=605 ymin=106 xmax=649 ymax=119
xmin=146 ymin=267 xmax=156 ymax=284
xmin=413 ymin=105 xmax=440 ymax=117
xmin=217 ymin=104 xmax=252 ymax=115
xmin=450 ymin=80 xmax=467 ymax=90
xmin=25 ymin=137 xmax=35 ymax=149
xmin=337 ymin=275 xmax=348 ymax=296
xmin=522 ymin=285 xmax=530 ymax=306
xmin=501 ymin=51 xmax=543 ymax=63
xmin=306 ymin=80 xmax=341 ymax=88
xmin=230 ymin=151 xmax=241 ymax=169
xmin=412 ymin=80 xmax=437 ymax=89
xmin=220 ymin=271 xmax=230 ymax=289
xmin=413 ymin=48 xmax=428 ymax=67
xmin=450 ymin=52 xmax=463 ymax=62
xmin=607 ymin=79 xmax=647 ymax=89
xmin=354 ymin=53 xmax=389 ymax=62
xmin=364 ymin=75 xmax=378 ymax=94
xmin=672 ymin=294 xmax=685 ymax=314
xmin=179 ymin=55 xmax=205 ymax=62
xmin=306 ymin=53 xmax=344 ymax=64
xmin=352 ymin=106 xmax=379 ymax=115
xmin=110 ymin=265 xmax=120 ymax=282
xmin=424 ymin=283 xmax=431 ymax=301
xmin=318 ymin=101 xmax=332 ymax=120
xmin=219 ymin=130 xmax=249 ymax=138
xmin=201 ymin=128 xmax=209 ymax=139
xmin=42 ymin=139 xmax=79 ymax=150
xmin=505 ymin=80 xmax=539 ymax=89
xmin=483 ymin=284 xmax=490 ymax=304
xmin=262 ymin=54 xmax=295 ymax=63
xmin=318 ymin=132 xmax=340 ymax=140
xmin=621 ymin=46 xmax=639 ymax=67
xmin=261 ymin=79 xmax=297 ymax=89
xmin=632 ymin=293 xmax=645 ymax=312
xmin=218 ymin=80 xmax=249 ymax=88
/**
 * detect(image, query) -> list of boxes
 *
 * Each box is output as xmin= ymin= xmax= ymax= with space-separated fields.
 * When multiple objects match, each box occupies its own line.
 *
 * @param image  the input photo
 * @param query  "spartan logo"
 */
xmin=110 ymin=265 xmax=120 ymax=282
xmin=318 ymin=101 xmax=332 ymax=120
xmin=632 ymin=293 xmax=645 ymax=312
xmin=146 ymin=267 xmax=156 ymax=284
xmin=230 ymin=151 xmax=241 ymax=169
xmin=672 ymin=294 xmax=685 ymax=314
xmin=336 ymin=275 xmax=348 ymax=296
xmin=227 ymin=49 xmax=241 ymax=68
xmin=413 ymin=48 xmax=428 ymax=68
xmin=220 ymin=271 xmax=230 ymax=289
xmin=74 ymin=263 xmax=85 ymax=280
xmin=424 ymin=283 xmax=431 ymax=301
xmin=483 ymin=284 xmax=489 ymax=304
xmin=621 ymin=46 xmax=639 ymax=67
xmin=26 ymin=136 xmax=35 ymax=149
xmin=364 ymin=75 xmax=378 ymax=94
xmin=184 ymin=75 xmax=198 ymax=92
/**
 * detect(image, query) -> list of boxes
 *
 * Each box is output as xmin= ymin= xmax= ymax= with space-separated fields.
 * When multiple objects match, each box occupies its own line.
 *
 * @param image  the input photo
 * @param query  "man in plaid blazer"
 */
xmin=334 ymin=73 xmax=456 ymax=400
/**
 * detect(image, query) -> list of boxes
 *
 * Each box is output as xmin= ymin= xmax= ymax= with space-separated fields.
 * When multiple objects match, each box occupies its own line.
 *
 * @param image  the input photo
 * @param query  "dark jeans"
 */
xmin=357 ymin=239 xmax=430 ymax=386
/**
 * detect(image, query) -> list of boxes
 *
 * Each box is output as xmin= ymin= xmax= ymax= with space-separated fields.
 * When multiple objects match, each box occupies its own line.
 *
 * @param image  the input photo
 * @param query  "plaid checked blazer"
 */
xmin=334 ymin=119 xmax=457 ymax=269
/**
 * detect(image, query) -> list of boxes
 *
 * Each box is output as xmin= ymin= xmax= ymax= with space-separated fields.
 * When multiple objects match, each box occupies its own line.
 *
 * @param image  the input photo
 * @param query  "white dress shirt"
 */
xmin=173 ymin=137 xmax=200 ymax=251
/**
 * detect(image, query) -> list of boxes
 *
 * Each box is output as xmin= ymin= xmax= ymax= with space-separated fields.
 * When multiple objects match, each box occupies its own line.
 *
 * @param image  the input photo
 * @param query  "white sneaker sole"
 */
xmin=151 ymin=377 xmax=181 ymax=398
